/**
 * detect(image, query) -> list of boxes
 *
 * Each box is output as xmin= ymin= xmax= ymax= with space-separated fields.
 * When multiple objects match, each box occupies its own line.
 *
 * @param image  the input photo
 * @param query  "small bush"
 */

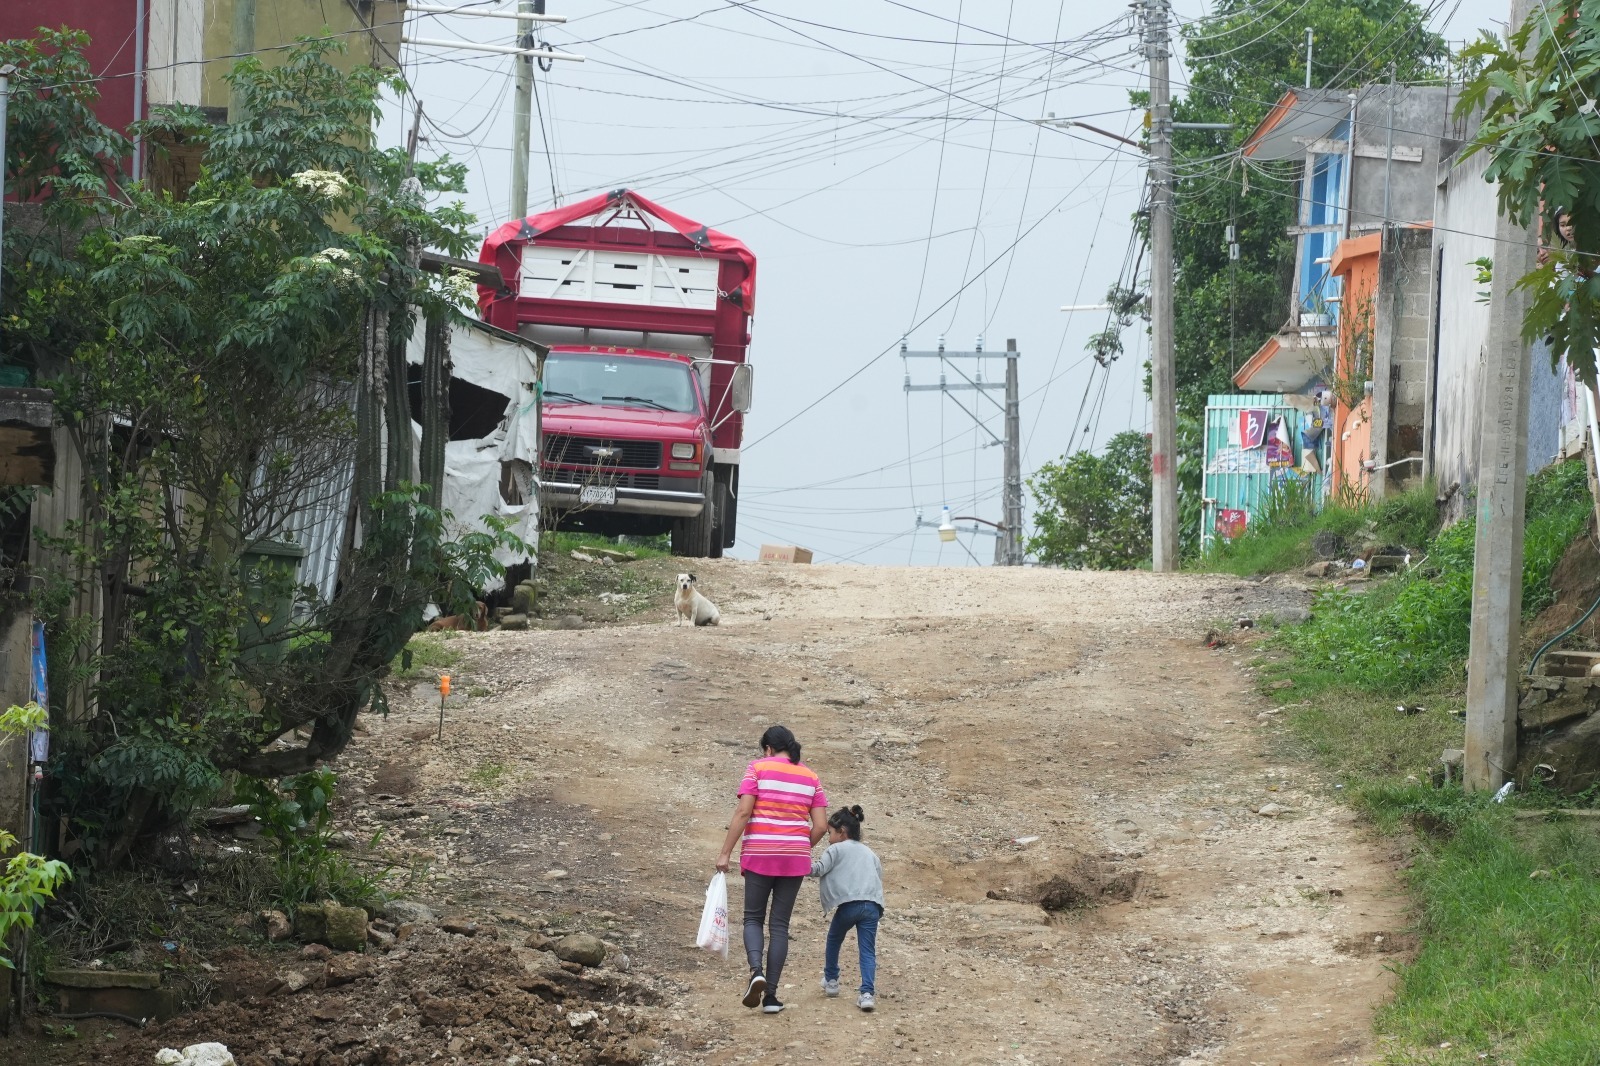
xmin=239 ymin=769 xmax=387 ymax=912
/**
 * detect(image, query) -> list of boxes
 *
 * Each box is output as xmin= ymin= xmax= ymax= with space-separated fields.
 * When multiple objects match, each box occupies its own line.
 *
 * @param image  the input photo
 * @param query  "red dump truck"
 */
xmin=478 ymin=190 xmax=755 ymax=557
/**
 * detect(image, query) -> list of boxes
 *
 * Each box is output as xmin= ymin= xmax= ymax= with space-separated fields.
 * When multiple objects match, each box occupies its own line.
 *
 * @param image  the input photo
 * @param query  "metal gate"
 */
xmin=1201 ymin=393 xmax=1331 ymax=552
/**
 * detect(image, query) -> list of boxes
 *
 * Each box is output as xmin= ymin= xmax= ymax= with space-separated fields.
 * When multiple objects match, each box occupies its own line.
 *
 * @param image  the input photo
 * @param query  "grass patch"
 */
xmin=467 ymin=761 xmax=507 ymax=789
xmin=1251 ymin=458 xmax=1600 ymax=1062
xmin=1201 ymin=481 xmax=1440 ymax=577
xmin=541 ymin=530 xmax=672 ymax=560
xmin=1268 ymin=459 xmax=1591 ymax=697
xmin=392 ymin=632 xmax=465 ymax=679
xmin=1346 ymin=786 xmax=1600 ymax=1064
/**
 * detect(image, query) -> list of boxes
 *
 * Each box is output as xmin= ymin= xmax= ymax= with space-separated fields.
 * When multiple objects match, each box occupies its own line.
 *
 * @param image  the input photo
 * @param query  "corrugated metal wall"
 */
xmin=1202 ymin=394 xmax=1331 ymax=552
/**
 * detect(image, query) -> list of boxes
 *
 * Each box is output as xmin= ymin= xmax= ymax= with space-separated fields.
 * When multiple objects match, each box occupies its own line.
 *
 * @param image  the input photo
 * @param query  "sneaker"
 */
xmin=857 ymin=992 xmax=876 ymax=1012
xmin=741 ymin=972 xmax=767 ymax=1009
xmin=821 ymin=976 xmax=841 ymax=998
xmin=762 ymin=999 xmax=785 ymax=1014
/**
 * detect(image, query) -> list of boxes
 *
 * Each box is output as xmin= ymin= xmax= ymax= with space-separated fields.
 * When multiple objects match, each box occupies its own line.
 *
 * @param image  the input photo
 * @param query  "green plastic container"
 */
xmin=239 ymin=540 xmax=306 ymax=664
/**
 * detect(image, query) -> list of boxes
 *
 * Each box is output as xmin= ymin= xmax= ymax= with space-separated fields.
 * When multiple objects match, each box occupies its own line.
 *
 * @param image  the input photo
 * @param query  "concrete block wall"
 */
xmin=1369 ymin=225 xmax=1439 ymax=496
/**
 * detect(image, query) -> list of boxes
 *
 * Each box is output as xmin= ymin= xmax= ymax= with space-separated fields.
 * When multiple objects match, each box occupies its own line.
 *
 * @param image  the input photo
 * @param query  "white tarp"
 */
xmin=406 ymin=319 xmax=542 ymax=591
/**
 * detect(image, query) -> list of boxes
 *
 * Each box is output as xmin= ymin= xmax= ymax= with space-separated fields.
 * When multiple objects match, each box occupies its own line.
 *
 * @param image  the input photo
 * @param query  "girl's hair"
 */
xmin=760 ymin=725 xmax=802 ymax=764
xmin=828 ymin=805 xmax=865 ymax=841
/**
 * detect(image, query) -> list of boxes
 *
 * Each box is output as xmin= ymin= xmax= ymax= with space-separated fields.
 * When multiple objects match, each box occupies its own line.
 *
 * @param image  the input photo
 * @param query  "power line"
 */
xmin=743 ymin=148 xmax=1122 ymax=452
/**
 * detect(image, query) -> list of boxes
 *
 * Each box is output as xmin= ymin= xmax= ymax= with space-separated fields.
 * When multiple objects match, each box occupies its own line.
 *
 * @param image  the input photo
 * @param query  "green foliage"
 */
xmin=542 ymin=530 xmax=671 ymax=560
xmin=0 ymin=704 xmax=71 ymax=970
xmin=1272 ymin=459 xmax=1590 ymax=695
xmin=1352 ymin=789 xmax=1600 ymax=1063
xmin=1458 ymin=4 xmax=1600 ymax=384
xmin=1204 ymin=482 xmax=1441 ymax=577
xmin=1162 ymin=0 xmax=1447 ymax=414
xmin=1029 ymin=417 xmax=1203 ymax=568
xmin=238 ymin=769 xmax=385 ymax=911
xmin=468 ymin=762 xmax=507 ymax=789
xmin=435 ymin=512 xmax=532 ymax=619
xmin=392 ymin=632 xmax=465 ymax=680
xmin=2 ymin=34 xmax=502 ymax=859
xmin=1028 ymin=431 xmax=1153 ymax=569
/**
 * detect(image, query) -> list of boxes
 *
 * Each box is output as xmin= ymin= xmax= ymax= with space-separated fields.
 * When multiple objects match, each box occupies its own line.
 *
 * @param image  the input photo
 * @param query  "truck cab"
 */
xmin=478 ymin=190 xmax=756 ymax=557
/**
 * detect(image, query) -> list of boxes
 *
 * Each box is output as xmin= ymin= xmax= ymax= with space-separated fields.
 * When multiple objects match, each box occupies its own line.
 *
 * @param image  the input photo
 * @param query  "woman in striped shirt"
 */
xmin=715 ymin=725 xmax=829 ymax=1014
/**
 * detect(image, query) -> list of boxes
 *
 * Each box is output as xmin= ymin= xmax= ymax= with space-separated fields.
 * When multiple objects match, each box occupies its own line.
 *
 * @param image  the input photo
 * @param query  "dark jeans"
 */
xmin=824 ymin=900 xmax=882 ymax=994
xmin=742 ymin=872 xmax=802 ymax=999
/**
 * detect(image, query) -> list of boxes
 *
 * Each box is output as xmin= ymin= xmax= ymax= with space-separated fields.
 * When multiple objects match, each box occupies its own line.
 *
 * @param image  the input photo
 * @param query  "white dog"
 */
xmin=675 ymin=573 xmax=721 ymax=627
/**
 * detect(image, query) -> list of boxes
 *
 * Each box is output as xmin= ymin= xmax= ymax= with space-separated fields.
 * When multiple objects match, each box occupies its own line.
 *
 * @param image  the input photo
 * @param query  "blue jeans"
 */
xmin=823 ymin=900 xmax=882 ymax=994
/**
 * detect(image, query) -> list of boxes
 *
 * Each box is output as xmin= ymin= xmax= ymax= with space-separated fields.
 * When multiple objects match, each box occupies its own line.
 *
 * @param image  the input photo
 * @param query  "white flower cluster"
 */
xmin=307 ymin=246 xmax=359 ymax=283
xmin=440 ymin=267 xmax=478 ymax=307
xmin=290 ymin=169 xmax=350 ymax=199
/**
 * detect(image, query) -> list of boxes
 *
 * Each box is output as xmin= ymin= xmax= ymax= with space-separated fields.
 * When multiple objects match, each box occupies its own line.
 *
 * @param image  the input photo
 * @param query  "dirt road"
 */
xmin=346 ymin=562 xmax=1408 ymax=1066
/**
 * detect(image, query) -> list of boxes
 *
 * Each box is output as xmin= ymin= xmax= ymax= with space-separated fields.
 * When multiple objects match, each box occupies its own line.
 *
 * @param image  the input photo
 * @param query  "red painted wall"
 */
xmin=1 ymin=3 xmax=143 ymax=135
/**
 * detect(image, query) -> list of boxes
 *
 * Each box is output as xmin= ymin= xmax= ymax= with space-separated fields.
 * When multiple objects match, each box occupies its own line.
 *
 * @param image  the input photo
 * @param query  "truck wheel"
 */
xmin=671 ymin=473 xmax=717 ymax=557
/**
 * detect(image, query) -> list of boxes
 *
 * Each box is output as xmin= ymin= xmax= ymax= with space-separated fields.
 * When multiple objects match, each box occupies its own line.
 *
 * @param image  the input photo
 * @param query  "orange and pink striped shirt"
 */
xmin=736 ymin=757 xmax=828 ymax=878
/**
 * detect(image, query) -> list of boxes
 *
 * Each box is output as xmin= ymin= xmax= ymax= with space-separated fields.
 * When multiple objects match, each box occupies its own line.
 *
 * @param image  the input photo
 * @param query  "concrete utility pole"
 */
xmin=0 ymin=65 xmax=14 ymax=335
xmin=903 ymin=338 xmax=1022 ymax=564
xmin=1464 ymin=0 xmax=1536 ymax=792
xmin=1003 ymin=339 xmax=1024 ymax=566
xmin=1145 ymin=0 xmax=1179 ymax=572
xmin=228 ymin=0 xmax=256 ymax=124
xmin=510 ymin=0 xmax=540 ymax=220
xmin=400 ymin=3 xmax=579 ymax=220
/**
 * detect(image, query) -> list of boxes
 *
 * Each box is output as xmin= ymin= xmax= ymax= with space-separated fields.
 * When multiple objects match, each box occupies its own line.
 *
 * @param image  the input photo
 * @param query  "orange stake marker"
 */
xmin=437 ymin=674 xmax=451 ymax=740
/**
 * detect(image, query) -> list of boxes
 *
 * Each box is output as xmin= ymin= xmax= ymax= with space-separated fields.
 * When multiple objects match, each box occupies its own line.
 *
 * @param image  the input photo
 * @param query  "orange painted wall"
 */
xmin=1329 ymin=234 xmax=1381 ymax=498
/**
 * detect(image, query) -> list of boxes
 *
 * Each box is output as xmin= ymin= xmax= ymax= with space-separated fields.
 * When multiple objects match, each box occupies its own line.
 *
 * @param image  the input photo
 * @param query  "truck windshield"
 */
xmin=543 ymin=352 xmax=699 ymax=414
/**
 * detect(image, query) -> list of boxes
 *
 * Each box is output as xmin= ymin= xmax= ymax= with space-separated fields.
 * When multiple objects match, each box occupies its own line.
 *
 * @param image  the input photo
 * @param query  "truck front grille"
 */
xmin=543 ymin=435 xmax=662 ymax=469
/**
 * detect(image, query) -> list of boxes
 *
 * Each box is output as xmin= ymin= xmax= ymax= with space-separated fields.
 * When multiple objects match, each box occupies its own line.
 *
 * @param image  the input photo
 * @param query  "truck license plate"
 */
xmin=579 ymin=485 xmax=617 ymax=506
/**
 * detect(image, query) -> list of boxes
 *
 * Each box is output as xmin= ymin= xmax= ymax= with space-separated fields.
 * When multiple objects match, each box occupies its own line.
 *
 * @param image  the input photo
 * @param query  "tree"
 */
xmin=4 ymin=36 xmax=511 ymax=861
xmin=1163 ymin=0 xmax=1448 ymax=415
xmin=1031 ymin=418 xmax=1204 ymax=568
xmin=1458 ymin=3 xmax=1600 ymax=384
xmin=1028 ymin=431 xmax=1154 ymax=569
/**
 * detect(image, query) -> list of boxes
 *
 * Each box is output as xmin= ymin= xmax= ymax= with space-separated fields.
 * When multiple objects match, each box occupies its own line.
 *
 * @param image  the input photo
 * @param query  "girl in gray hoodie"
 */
xmin=809 ymin=805 xmax=885 ymax=1011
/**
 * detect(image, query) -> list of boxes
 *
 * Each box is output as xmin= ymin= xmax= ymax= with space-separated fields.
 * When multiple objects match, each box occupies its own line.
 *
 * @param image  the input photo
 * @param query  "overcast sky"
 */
xmin=379 ymin=0 xmax=1510 ymax=566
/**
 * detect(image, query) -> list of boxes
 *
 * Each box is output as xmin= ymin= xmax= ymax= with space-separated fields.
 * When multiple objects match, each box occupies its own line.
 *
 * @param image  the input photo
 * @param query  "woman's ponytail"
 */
xmin=760 ymin=724 xmax=803 ymax=764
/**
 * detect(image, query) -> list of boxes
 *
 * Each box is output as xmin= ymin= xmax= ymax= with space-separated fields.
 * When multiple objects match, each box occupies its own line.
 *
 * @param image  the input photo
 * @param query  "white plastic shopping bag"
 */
xmin=695 ymin=872 xmax=730 ymax=959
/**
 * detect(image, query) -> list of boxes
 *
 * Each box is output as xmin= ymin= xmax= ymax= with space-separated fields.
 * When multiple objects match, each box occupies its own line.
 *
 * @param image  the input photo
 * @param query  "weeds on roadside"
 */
xmin=1269 ymin=459 xmax=1590 ymax=696
xmin=542 ymin=530 xmax=671 ymax=560
xmin=468 ymin=761 xmax=507 ymax=789
xmin=1248 ymin=459 xmax=1600 ymax=1063
xmin=238 ymin=768 xmax=388 ymax=912
xmin=1201 ymin=481 xmax=1440 ymax=577
xmin=392 ymin=632 xmax=465 ymax=679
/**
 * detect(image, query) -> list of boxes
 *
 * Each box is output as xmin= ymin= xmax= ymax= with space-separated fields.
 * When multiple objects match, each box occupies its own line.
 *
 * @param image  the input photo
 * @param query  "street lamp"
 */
xmin=937 ymin=506 xmax=956 ymax=543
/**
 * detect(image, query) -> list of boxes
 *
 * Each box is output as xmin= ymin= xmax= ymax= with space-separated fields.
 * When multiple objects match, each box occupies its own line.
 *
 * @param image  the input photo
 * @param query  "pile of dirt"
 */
xmin=24 ymin=925 xmax=665 ymax=1066
xmin=987 ymin=854 xmax=1143 ymax=913
xmin=531 ymin=545 xmax=677 ymax=626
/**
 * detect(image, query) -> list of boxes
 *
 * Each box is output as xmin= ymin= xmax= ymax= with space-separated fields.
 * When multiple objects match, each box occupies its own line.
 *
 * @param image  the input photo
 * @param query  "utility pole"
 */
xmin=1003 ymin=339 xmax=1023 ymax=566
xmin=510 ymin=0 xmax=537 ymax=220
xmin=0 ymin=65 xmax=14 ymax=336
xmin=1145 ymin=0 xmax=1179 ymax=572
xmin=399 ymin=3 xmax=580 ymax=221
xmin=903 ymin=337 xmax=1022 ymax=564
xmin=228 ymin=0 xmax=256 ymax=124
xmin=1464 ymin=0 xmax=1537 ymax=792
